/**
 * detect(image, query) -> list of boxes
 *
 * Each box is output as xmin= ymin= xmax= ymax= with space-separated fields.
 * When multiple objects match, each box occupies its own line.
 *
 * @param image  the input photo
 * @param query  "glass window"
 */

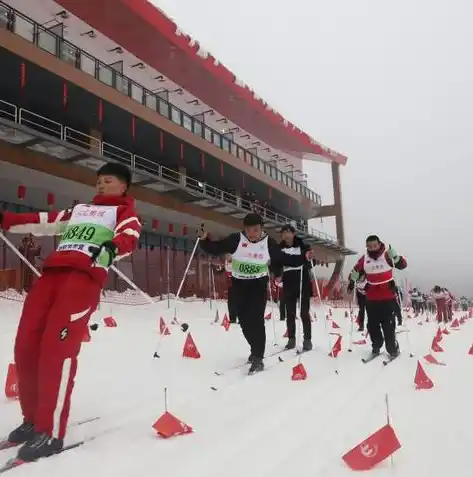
xmin=204 ymin=126 xmax=212 ymax=143
xmin=0 ymin=6 xmax=9 ymax=29
xmin=131 ymin=82 xmax=143 ymax=103
xmin=116 ymin=74 xmax=129 ymax=96
xmin=231 ymin=142 xmax=237 ymax=157
xmin=60 ymin=42 xmax=78 ymax=67
xmin=80 ymin=51 xmax=96 ymax=77
xmin=212 ymin=132 xmax=221 ymax=148
xmin=14 ymin=14 xmax=34 ymax=43
xmin=278 ymin=170 xmax=283 ymax=182
xmin=158 ymin=99 xmax=169 ymax=118
xmin=238 ymin=147 xmax=245 ymax=161
xmin=222 ymin=136 xmax=230 ymax=152
xmin=98 ymin=63 xmax=113 ymax=86
xmin=193 ymin=120 xmax=202 ymax=137
xmin=144 ymin=91 xmax=157 ymax=111
xmin=258 ymin=160 xmax=265 ymax=173
xmin=37 ymin=28 xmax=56 ymax=55
xmin=182 ymin=113 xmax=192 ymax=131
xmin=171 ymin=107 xmax=181 ymax=124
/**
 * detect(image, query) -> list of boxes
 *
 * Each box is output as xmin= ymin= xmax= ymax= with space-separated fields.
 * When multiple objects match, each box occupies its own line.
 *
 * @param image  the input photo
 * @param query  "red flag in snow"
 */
xmin=414 ymin=361 xmax=434 ymax=389
xmin=291 ymin=363 xmax=307 ymax=381
xmin=342 ymin=424 xmax=401 ymax=471
xmin=103 ymin=316 xmax=117 ymax=327
xmin=353 ymin=339 xmax=367 ymax=345
xmin=4 ymin=363 xmax=19 ymax=400
xmin=222 ymin=315 xmax=230 ymax=331
xmin=431 ymin=338 xmax=444 ymax=353
xmin=435 ymin=328 xmax=443 ymax=342
xmin=451 ymin=318 xmax=460 ymax=328
xmin=329 ymin=335 xmax=342 ymax=358
xmin=152 ymin=411 xmax=193 ymax=438
xmin=182 ymin=333 xmax=201 ymax=359
xmin=159 ymin=317 xmax=171 ymax=336
xmin=442 ymin=328 xmax=450 ymax=335
xmin=424 ymin=354 xmax=446 ymax=366
xmin=468 ymin=343 xmax=473 ymax=355
xmin=332 ymin=320 xmax=340 ymax=329
xmin=265 ymin=312 xmax=272 ymax=320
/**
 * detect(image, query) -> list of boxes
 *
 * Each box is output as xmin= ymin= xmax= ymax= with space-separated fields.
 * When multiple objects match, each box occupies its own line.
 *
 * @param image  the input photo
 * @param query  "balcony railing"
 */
xmin=0 ymin=98 xmax=340 ymax=245
xmin=0 ymin=1 xmax=322 ymax=207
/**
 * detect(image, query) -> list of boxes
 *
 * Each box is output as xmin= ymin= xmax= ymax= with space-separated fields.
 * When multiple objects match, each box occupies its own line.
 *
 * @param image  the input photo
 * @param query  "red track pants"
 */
xmin=14 ymin=268 xmax=101 ymax=440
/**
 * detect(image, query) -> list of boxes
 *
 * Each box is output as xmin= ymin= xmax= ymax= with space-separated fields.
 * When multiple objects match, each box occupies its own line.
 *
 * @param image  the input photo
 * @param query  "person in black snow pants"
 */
xmin=198 ymin=213 xmax=311 ymax=375
xmin=279 ymin=225 xmax=313 ymax=352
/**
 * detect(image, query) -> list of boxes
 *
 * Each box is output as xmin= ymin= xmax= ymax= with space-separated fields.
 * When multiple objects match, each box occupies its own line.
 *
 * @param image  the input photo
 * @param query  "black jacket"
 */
xmin=199 ymin=232 xmax=306 ymax=279
xmin=280 ymin=237 xmax=313 ymax=296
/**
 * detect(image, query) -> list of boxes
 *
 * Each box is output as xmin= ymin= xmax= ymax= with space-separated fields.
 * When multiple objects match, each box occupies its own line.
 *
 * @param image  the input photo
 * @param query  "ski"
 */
xmin=383 ymin=354 xmax=400 ymax=366
xmin=0 ymin=416 xmax=99 ymax=453
xmin=361 ymin=353 xmax=381 ymax=364
xmin=0 ymin=440 xmax=85 ymax=474
xmin=213 ymin=348 xmax=289 ymax=376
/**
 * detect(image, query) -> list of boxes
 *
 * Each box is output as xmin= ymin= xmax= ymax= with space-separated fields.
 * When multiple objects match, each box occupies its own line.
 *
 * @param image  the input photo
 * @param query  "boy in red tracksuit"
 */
xmin=0 ymin=163 xmax=141 ymax=462
xmin=348 ymin=235 xmax=407 ymax=358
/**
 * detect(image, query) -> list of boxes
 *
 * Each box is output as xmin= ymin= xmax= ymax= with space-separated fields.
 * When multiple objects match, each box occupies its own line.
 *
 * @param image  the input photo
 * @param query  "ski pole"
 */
xmin=267 ymin=280 xmax=279 ymax=347
xmin=347 ymin=282 xmax=357 ymax=352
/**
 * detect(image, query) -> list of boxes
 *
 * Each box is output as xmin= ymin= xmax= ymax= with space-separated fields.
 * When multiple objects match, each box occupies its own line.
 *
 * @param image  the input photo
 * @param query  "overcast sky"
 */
xmin=151 ymin=0 xmax=473 ymax=295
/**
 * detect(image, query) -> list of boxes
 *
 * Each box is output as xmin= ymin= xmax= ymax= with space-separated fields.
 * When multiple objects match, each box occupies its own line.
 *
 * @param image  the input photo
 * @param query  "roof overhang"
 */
xmin=55 ymin=0 xmax=348 ymax=166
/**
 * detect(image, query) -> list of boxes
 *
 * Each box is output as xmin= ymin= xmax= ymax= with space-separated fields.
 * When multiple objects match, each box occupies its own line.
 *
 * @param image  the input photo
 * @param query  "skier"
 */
xmin=279 ymin=224 xmax=313 ymax=351
xmin=351 ymin=273 xmax=367 ymax=332
xmin=348 ymin=235 xmax=407 ymax=359
xmin=431 ymin=285 xmax=448 ymax=323
xmin=1 ymin=163 xmax=141 ymax=461
xmin=197 ymin=213 xmax=311 ymax=374
xmin=410 ymin=288 xmax=423 ymax=315
xmin=460 ymin=296 xmax=469 ymax=312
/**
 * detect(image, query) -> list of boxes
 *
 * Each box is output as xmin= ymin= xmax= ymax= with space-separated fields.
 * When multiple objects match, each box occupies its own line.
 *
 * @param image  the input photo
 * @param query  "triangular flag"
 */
xmin=291 ymin=363 xmax=307 ymax=381
xmin=159 ymin=317 xmax=171 ymax=336
xmin=265 ymin=312 xmax=272 ymax=320
xmin=332 ymin=321 xmax=340 ymax=329
xmin=460 ymin=317 xmax=466 ymax=325
xmin=222 ymin=315 xmax=230 ymax=331
xmin=435 ymin=328 xmax=443 ymax=342
xmin=468 ymin=343 xmax=473 ymax=355
xmin=414 ymin=361 xmax=434 ymax=389
xmin=182 ymin=333 xmax=201 ymax=359
xmin=329 ymin=335 xmax=342 ymax=358
xmin=152 ymin=411 xmax=193 ymax=438
xmin=103 ymin=316 xmax=117 ymax=328
xmin=451 ymin=318 xmax=460 ymax=328
xmin=431 ymin=338 xmax=444 ymax=353
xmin=442 ymin=328 xmax=450 ymax=335
xmin=4 ymin=363 xmax=18 ymax=400
xmin=283 ymin=328 xmax=288 ymax=338
xmin=424 ymin=354 xmax=446 ymax=366
xmin=342 ymin=424 xmax=401 ymax=471
xmin=353 ymin=339 xmax=367 ymax=345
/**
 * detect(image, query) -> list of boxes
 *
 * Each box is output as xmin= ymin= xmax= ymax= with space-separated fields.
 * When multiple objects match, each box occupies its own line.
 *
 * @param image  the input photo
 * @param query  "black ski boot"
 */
xmin=17 ymin=432 xmax=63 ymax=462
xmin=302 ymin=339 xmax=313 ymax=351
xmin=371 ymin=348 xmax=380 ymax=357
xmin=7 ymin=422 xmax=35 ymax=445
xmin=389 ymin=341 xmax=400 ymax=358
xmin=248 ymin=358 xmax=264 ymax=375
xmin=285 ymin=338 xmax=296 ymax=350
xmin=247 ymin=354 xmax=255 ymax=364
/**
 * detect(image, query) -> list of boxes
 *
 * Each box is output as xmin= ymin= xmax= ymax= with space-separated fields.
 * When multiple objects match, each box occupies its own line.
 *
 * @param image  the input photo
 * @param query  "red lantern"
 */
xmin=47 ymin=192 xmax=55 ymax=208
xmin=168 ymin=223 xmax=174 ymax=234
xmin=152 ymin=219 xmax=159 ymax=232
xmin=17 ymin=185 xmax=26 ymax=201
xmin=182 ymin=225 xmax=188 ymax=236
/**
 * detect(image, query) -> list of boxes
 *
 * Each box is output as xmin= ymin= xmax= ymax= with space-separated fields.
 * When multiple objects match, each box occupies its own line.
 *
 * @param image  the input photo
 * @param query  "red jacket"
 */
xmin=2 ymin=195 xmax=141 ymax=287
xmin=352 ymin=245 xmax=407 ymax=301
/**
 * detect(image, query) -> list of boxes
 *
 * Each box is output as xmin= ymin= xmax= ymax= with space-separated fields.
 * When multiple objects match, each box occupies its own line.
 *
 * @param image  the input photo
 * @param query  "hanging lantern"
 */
xmin=47 ymin=192 xmax=55 ymax=209
xmin=17 ymin=185 xmax=26 ymax=201
xmin=152 ymin=219 xmax=159 ymax=232
xmin=182 ymin=225 xmax=188 ymax=236
xmin=168 ymin=223 xmax=174 ymax=234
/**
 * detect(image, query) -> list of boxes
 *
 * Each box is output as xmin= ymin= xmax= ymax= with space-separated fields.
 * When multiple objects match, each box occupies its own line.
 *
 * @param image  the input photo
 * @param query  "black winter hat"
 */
xmin=243 ymin=213 xmax=263 ymax=227
xmin=97 ymin=162 xmax=132 ymax=188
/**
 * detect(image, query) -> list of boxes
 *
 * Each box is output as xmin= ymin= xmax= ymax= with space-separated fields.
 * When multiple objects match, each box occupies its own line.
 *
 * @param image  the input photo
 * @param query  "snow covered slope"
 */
xmin=1 ymin=297 xmax=472 ymax=477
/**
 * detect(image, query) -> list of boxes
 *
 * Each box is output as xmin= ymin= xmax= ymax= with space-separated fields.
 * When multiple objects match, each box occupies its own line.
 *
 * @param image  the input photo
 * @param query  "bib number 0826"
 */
xmin=238 ymin=263 xmax=261 ymax=275
xmin=62 ymin=225 xmax=96 ymax=242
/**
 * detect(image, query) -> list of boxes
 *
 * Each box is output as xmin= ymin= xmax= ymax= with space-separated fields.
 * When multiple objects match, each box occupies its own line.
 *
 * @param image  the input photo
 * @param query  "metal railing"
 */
xmin=0 ymin=0 xmax=322 ymax=206
xmin=0 ymin=99 xmax=340 ymax=244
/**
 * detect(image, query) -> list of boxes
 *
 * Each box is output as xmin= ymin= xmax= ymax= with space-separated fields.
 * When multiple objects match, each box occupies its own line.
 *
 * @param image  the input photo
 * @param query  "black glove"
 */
xmin=89 ymin=241 xmax=117 ymax=267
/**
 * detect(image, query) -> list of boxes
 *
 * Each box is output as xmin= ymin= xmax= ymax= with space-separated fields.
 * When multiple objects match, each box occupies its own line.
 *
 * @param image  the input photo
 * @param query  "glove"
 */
xmin=89 ymin=241 xmax=117 ymax=267
xmin=349 ymin=270 xmax=360 ymax=282
xmin=196 ymin=223 xmax=207 ymax=239
xmin=387 ymin=245 xmax=400 ymax=264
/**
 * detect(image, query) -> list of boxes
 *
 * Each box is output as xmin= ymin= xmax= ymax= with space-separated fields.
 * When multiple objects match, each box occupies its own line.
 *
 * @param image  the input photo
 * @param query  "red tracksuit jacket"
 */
xmin=2 ymin=195 xmax=141 ymax=285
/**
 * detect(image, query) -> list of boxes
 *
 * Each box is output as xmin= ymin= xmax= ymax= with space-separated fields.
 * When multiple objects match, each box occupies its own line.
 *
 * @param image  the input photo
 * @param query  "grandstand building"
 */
xmin=0 ymin=0 xmax=355 ymax=297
